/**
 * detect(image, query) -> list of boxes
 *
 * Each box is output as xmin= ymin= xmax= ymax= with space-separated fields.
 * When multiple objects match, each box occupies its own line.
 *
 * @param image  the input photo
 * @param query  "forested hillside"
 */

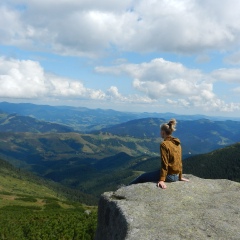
xmin=183 ymin=143 xmax=240 ymax=182
xmin=0 ymin=157 xmax=97 ymax=239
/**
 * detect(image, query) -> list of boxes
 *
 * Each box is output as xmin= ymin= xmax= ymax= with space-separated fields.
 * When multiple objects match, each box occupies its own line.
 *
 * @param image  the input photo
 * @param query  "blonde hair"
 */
xmin=160 ymin=119 xmax=177 ymax=135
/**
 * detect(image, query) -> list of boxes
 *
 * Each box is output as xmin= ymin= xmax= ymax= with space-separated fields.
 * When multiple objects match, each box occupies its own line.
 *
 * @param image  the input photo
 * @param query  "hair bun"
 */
xmin=160 ymin=118 xmax=177 ymax=135
xmin=168 ymin=119 xmax=177 ymax=131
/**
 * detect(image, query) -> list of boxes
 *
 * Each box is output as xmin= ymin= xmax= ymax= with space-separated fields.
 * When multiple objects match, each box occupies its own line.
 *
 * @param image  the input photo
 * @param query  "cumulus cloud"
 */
xmin=106 ymin=86 xmax=154 ymax=103
xmin=0 ymin=57 xmax=105 ymax=99
xmin=211 ymin=68 xmax=240 ymax=83
xmin=107 ymin=86 xmax=123 ymax=100
xmin=165 ymin=94 xmax=240 ymax=112
xmin=0 ymin=57 xmax=153 ymax=104
xmin=2 ymin=0 xmax=240 ymax=56
xmin=96 ymin=58 xmax=240 ymax=112
xmin=96 ymin=58 xmax=213 ymax=98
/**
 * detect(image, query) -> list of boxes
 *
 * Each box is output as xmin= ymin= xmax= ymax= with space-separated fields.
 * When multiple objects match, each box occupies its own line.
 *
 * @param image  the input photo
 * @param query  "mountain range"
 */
xmin=1 ymin=101 xmax=240 ymax=132
xmin=0 ymin=101 xmax=239 ymax=197
xmin=99 ymin=118 xmax=240 ymax=156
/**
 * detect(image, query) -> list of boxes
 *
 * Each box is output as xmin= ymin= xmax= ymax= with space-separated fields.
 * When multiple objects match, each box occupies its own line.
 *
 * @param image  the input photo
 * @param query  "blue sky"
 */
xmin=0 ymin=0 xmax=240 ymax=116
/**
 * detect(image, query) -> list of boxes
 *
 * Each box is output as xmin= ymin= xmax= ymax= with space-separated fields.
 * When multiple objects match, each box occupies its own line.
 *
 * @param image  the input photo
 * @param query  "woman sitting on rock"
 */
xmin=130 ymin=119 xmax=189 ymax=188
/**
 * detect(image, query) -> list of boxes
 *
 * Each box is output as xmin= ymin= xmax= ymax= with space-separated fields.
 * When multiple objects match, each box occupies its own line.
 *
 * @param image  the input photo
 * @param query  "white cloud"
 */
xmin=96 ymin=58 xmax=205 ymax=82
xmin=96 ymin=58 xmax=213 ymax=98
xmin=96 ymin=58 xmax=240 ymax=112
xmin=0 ymin=57 xmax=105 ymax=99
xmin=0 ymin=58 xmax=48 ymax=98
xmin=224 ymin=51 xmax=240 ymax=65
xmin=166 ymin=96 xmax=240 ymax=112
xmin=211 ymin=68 xmax=240 ymax=83
xmin=166 ymin=98 xmax=190 ymax=108
xmin=107 ymin=86 xmax=123 ymax=100
xmin=0 ymin=57 xmax=154 ymax=104
xmin=2 ymin=0 xmax=240 ymax=56
xmin=106 ymin=86 xmax=154 ymax=103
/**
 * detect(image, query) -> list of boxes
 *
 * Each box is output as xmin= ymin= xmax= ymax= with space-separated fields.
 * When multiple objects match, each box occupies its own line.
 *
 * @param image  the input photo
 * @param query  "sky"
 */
xmin=0 ymin=0 xmax=240 ymax=116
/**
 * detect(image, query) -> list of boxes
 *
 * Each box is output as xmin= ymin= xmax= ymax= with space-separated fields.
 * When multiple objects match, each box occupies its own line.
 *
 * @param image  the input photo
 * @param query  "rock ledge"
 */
xmin=95 ymin=175 xmax=240 ymax=240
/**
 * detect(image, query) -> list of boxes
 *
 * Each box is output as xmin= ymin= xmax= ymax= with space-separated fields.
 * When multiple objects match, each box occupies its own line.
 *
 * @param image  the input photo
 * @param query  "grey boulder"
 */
xmin=95 ymin=175 xmax=240 ymax=240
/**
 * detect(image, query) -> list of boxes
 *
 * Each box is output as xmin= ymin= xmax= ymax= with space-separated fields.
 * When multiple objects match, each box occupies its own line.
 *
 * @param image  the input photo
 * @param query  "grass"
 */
xmin=0 ymin=159 xmax=98 ymax=239
xmin=0 ymin=172 xmax=59 ymax=201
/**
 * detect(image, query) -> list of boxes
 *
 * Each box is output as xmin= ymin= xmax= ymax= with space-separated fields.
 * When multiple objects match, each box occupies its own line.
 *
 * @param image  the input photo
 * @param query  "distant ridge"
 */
xmin=98 ymin=117 xmax=240 ymax=156
xmin=0 ymin=111 xmax=73 ymax=133
xmin=1 ymin=101 xmax=240 ymax=132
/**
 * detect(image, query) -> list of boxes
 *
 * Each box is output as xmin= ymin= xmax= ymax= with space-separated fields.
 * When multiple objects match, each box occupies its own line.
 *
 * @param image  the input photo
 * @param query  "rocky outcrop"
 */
xmin=95 ymin=175 xmax=240 ymax=240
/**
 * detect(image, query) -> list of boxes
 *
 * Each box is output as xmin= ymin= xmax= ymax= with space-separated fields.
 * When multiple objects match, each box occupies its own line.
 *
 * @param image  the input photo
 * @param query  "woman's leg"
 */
xmin=129 ymin=170 xmax=160 ymax=185
xmin=165 ymin=174 xmax=179 ymax=182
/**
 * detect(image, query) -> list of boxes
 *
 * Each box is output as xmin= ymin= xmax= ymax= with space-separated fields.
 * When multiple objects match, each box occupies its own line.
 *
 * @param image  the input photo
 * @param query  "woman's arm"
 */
xmin=158 ymin=144 xmax=169 ymax=189
xmin=178 ymin=146 xmax=189 ymax=182
xmin=159 ymin=144 xmax=169 ymax=182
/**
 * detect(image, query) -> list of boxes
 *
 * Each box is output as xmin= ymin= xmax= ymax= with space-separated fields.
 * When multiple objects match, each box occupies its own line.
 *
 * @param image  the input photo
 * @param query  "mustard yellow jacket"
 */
xmin=159 ymin=136 xmax=183 ymax=181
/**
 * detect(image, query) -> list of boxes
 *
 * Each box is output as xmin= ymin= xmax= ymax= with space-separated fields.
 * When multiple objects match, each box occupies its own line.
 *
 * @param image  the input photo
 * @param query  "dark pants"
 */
xmin=129 ymin=170 xmax=179 ymax=185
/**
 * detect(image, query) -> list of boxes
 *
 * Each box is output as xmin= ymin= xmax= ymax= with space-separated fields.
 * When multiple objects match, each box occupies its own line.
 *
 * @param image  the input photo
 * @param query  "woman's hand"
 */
xmin=157 ymin=181 xmax=167 ymax=189
xmin=180 ymin=177 xmax=189 ymax=182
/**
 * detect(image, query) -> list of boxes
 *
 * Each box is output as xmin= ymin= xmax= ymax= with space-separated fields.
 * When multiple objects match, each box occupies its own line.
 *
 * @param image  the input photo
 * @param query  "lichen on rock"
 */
xmin=95 ymin=175 xmax=240 ymax=240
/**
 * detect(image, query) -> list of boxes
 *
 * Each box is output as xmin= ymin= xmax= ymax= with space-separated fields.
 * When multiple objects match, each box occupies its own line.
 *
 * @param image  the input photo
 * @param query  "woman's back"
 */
xmin=160 ymin=136 xmax=182 ymax=181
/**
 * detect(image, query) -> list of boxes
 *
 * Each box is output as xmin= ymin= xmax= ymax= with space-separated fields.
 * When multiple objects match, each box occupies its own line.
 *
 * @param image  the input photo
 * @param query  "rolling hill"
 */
xmin=0 ymin=142 xmax=149 ymax=198
xmin=99 ymin=118 xmax=240 ymax=156
xmin=0 ymin=156 xmax=97 ymax=204
xmin=0 ymin=132 xmax=158 ymax=168
xmin=0 ymin=157 xmax=97 ymax=239
xmin=0 ymin=111 xmax=73 ymax=133
xmin=40 ymin=142 xmax=240 ymax=196
xmin=0 ymin=157 xmax=63 ymax=201
xmin=0 ymin=131 xmax=158 ymax=196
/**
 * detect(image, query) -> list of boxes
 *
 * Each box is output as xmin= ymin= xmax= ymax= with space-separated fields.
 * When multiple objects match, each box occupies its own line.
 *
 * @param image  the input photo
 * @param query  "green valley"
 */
xmin=0 ymin=131 xmax=158 ymax=168
xmin=0 ymin=114 xmax=240 ymax=198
